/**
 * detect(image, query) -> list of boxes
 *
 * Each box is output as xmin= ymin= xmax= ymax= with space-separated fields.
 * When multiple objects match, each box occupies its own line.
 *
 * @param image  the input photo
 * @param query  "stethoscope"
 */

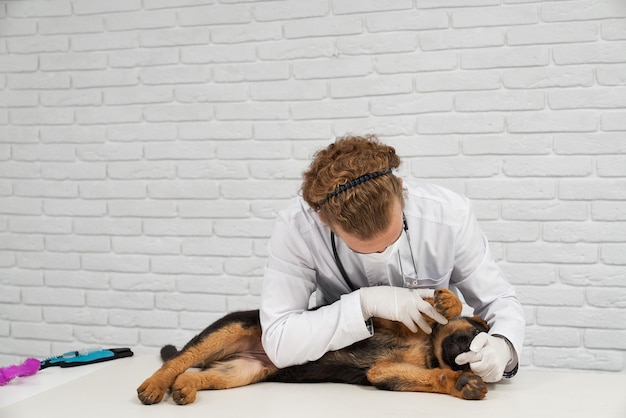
xmin=330 ymin=213 xmax=419 ymax=291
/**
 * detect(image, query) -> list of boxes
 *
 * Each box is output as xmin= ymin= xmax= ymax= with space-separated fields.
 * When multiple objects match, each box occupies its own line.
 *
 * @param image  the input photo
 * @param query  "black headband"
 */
xmin=317 ymin=168 xmax=392 ymax=206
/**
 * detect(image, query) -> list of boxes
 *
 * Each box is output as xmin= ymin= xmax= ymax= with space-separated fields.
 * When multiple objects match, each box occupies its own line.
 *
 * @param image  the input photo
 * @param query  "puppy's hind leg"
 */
xmin=367 ymin=360 xmax=487 ymax=400
xmin=171 ymin=358 xmax=278 ymax=405
xmin=137 ymin=319 xmax=261 ymax=405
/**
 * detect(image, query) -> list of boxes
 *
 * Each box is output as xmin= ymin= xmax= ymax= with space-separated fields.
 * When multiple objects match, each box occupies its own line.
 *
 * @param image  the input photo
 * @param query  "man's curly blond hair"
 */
xmin=302 ymin=134 xmax=403 ymax=240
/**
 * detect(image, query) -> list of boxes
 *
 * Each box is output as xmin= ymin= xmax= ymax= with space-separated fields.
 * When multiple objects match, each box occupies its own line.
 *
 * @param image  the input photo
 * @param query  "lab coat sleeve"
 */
xmin=451 ymin=202 xmax=525 ymax=374
xmin=260 ymin=213 xmax=372 ymax=369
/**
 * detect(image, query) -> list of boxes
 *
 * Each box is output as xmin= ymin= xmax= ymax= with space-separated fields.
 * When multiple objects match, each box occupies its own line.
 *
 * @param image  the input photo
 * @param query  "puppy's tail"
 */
xmin=160 ymin=344 xmax=179 ymax=362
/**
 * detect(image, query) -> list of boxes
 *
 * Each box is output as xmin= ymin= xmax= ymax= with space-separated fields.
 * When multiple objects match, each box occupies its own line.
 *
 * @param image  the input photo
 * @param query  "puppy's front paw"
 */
xmin=454 ymin=372 xmax=487 ymax=400
xmin=137 ymin=378 xmax=167 ymax=405
xmin=434 ymin=288 xmax=462 ymax=320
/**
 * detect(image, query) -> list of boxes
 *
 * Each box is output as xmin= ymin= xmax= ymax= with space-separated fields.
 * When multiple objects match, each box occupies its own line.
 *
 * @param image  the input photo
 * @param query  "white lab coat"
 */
xmin=260 ymin=178 xmax=525 ymax=373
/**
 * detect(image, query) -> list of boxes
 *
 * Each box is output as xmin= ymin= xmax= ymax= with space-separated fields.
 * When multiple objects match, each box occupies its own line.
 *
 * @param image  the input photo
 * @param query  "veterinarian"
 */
xmin=260 ymin=135 xmax=525 ymax=383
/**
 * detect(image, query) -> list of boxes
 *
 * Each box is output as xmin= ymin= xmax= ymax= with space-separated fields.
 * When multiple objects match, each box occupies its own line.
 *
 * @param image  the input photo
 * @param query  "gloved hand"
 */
xmin=360 ymin=287 xmax=448 ymax=334
xmin=454 ymin=333 xmax=513 ymax=383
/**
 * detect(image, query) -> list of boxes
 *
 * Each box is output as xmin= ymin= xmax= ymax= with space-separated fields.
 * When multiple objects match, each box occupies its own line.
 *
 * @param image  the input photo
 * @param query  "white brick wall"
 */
xmin=1 ymin=0 xmax=625 ymax=373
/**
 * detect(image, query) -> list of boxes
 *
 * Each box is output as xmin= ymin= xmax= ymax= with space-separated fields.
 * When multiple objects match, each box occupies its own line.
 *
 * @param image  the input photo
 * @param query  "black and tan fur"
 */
xmin=137 ymin=289 xmax=489 ymax=405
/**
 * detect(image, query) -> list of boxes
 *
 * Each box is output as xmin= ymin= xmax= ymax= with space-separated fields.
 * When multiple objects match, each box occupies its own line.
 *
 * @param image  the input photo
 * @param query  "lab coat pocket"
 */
xmin=416 ymin=268 xmax=452 ymax=288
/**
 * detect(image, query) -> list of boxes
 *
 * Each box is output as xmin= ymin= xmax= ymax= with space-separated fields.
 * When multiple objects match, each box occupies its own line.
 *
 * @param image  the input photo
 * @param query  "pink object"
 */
xmin=0 ymin=358 xmax=41 ymax=386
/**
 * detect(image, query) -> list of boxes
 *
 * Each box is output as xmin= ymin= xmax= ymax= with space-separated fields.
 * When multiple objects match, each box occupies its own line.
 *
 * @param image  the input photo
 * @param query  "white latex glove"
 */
xmin=360 ymin=287 xmax=448 ymax=334
xmin=454 ymin=333 xmax=513 ymax=383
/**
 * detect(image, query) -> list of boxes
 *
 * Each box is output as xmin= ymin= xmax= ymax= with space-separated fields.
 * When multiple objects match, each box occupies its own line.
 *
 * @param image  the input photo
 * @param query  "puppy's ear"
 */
xmin=471 ymin=316 xmax=490 ymax=332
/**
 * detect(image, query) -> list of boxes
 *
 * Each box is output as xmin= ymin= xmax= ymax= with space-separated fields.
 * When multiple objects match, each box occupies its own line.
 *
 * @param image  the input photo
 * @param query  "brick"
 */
xmin=517 ymin=285 xmax=585 ymax=306
xmin=553 ymin=43 xmax=626 ymax=65
xmin=422 ymin=28 xmax=504 ymax=51
xmin=592 ymin=201 xmax=626 ymax=221
xmin=108 ymin=200 xmax=177 ymax=218
xmin=155 ymin=292 xmax=227 ymax=312
xmin=144 ymin=142 xmax=216 ymax=160
xmin=587 ymin=288 xmax=626 ymax=308
xmin=12 ymin=322 xmax=73 ymax=341
xmin=105 ymin=10 xmax=176 ymax=31
xmin=554 ymin=133 xmax=626 ymax=154
xmin=506 ymin=243 xmax=598 ymax=263
xmin=76 ymin=106 xmax=143 ymax=125
xmin=74 ymin=218 xmax=142 ymax=235
xmin=82 ymin=254 xmax=150 ymax=273
xmin=41 ymin=53 xmax=107 ymax=71
xmin=143 ymin=218 xmax=214 ymax=236
xmin=211 ymin=23 xmax=282 ymax=44
xmin=112 ymin=236 xmax=180 ymax=255
xmin=331 ymin=75 xmax=412 ymax=98
xmin=502 ymin=201 xmax=588 ymax=221
xmin=110 ymin=273 xmax=175 ymax=292
xmin=182 ymin=238 xmax=253 ymax=257
xmin=8 ymin=36 xmax=69 ymax=54
xmin=366 ymin=10 xmax=448 ymax=32
xmin=8 ymin=73 xmax=71 ymax=90
xmin=602 ymin=112 xmax=626 ymax=131
xmin=410 ymin=156 xmax=499 ymax=178
xmin=109 ymin=309 xmax=178 ymax=328
xmin=109 ymin=47 xmax=178 ymax=68
xmin=215 ymin=103 xmax=289 ymax=121
xmin=508 ymin=22 xmax=598 ymax=45
xmin=0 ymin=19 xmax=37 ymax=36
xmin=0 ymin=197 xmax=41 ymax=215
xmin=524 ymin=326 xmax=581 ymax=347
xmin=559 ymin=180 xmax=626 ymax=200
xmin=250 ymin=80 xmax=327 ymax=101
xmin=598 ymin=156 xmax=626 ymax=177
xmin=532 ymin=347 xmax=623 ymax=371
xmin=543 ymin=222 xmax=626 ymax=243
xmin=253 ymin=0 xmax=328 ymax=21
xmin=418 ymin=113 xmax=504 ymax=134
xmin=140 ymin=66 xmax=212 ymax=85
xmin=214 ymin=62 xmax=289 ymax=82
xmin=71 ymin=32 xmax=138 ymax=52
xmin=73 ymin=0 xmax=141 ymax=15
xmin=542 ymin=0 xmax=626 ymax=22
xmin=151 ymin=256 xmax=223 ymax=275
xmin=585 ymin=330 xmax=626 ymax=350
xmin=258 ymin=39 xmax=336 ymax=61
xmin=144 ymin=104 xmax=212 ymax=122
xmin=22 ymin=287 xmax=84 ymax=306
xmin=0 ymin=55 xmax=37 ymax=74
xmin=107 ymin=123 xmax=176 ymax=142
xmin=454 ymin=5 xmax=538 ymax=28
xmin=40 ymin=90 xmax=102 ymax=107
xmin=503 ymin=67 xmax=594 ymax=89
xmin=42 ymin=162 xmax=106 ymax=180
xmin=507 ymin=110 xmax=597 ymax=133
xmin=549 ymin=88 xmax=626 ymax=110
xmin=46 ymin=235 xmax=110 ymax=253
xmin=463 ymin=134 xmax=552 ymax=155
xmin=416 ymin=71 xmax=500 ymax=93
xmin=72 ymin=69 xmax=139 ymax=89
xmin=291 ymin=99 xmax=369 ymax=120
xmin=0 ymin=233 xmax=44 ymax=251
xmin=140 ymin=27 xmax=211 ymax=47
xmin=178 ymin=4 xmax=250 ymax=26
xmin=597 ymin=64 xmax=626 ymax=86
xmin=602 ymin=19 xmax=626 ymax=41
xmin=179 ymin=200 xmax=250 ymax=219
xmin=73 ymin=325 xmax=139 ymax=346
xmin=537 ymin=306 xmax=626 ymax=329
xmin=503 ymin=156 xmax=592 ymax=177
xmin=86 ymin=290 xmax=154 ymax=311
xmin=144 ymin=0 xmax=214 ymax=10
xmin=107 ymin=161 xmax=177 ymax=180
xmin=38 ymin=15 xmax=103 ymax=35
xmin=45 ymin=270 xmax=109 ymax=289
xmin=338 ymin=33 xmax=418 ymax=55
xmin=287 ymin=16 xmax=362 ymax=38
xmin=461 ymin=46 xmax=549 ymax=69
xmin=216 ymin=141 xmax=291 ymax=160
xmin=374 ymin=51 xmax=457 ymax=74
xmin=456 ymin=90 xmax=544 ymax=111
xmin=177 ymin=161 xmax=249 ymax=179
xmin=294 ymin=56 xmax=372 ymax=79
xmin=44 ymin=307 xmax=108 ymax=325
xmin=499 ymin=263 xmax=557 ymax=286
xmin=7 ymin=0 xmax=72 ymax=17
xmin=601 ymin=244 xmax=626 ymax=265
xmin=371 ymin=93 xmax=452 ymax=116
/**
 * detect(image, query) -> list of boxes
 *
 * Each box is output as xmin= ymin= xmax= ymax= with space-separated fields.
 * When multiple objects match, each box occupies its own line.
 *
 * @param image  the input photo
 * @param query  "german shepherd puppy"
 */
xmin=137 ymin=289 xmax=489 ymax=404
